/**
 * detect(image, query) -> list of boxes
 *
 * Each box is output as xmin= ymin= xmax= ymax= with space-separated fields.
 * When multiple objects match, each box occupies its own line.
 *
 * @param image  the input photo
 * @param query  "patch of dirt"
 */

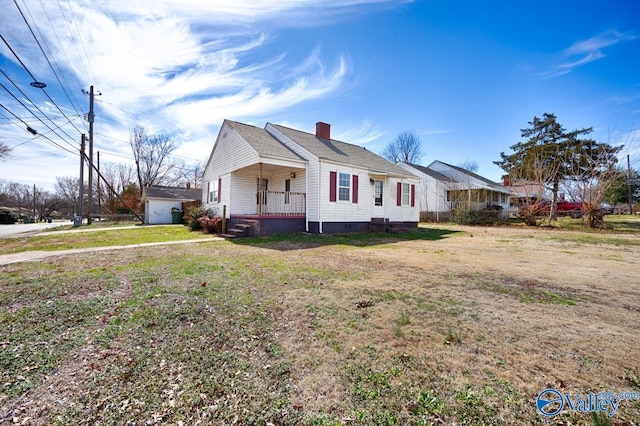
xmin=2 ymin=225 xmax=639 ymax=424
xmin=274 ymin=225 xmax=640 ymax=422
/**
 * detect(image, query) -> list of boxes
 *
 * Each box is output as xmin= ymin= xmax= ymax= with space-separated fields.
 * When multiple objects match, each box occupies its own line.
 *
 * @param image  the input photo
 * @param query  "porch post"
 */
xmin=258 ymin=162 xmax=263 ymax=216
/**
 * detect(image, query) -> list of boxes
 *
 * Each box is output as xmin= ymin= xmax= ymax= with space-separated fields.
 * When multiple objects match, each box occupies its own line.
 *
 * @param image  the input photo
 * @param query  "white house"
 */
xmin=398 ymin=161 xmax=511 ymax=220
xmin=141 ymin=185 xmax=201 ymax=225
xmin=202 ymin=120 xmax=420 ymax=235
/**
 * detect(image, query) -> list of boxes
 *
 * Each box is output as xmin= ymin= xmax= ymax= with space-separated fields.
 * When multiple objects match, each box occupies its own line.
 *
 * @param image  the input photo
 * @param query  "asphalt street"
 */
xmin=0 ymin=221 xmax=71 ymax=238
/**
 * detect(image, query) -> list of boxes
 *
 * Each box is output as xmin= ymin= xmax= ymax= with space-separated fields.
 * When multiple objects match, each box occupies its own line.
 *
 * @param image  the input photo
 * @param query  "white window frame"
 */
xmin=338 ymin=172 xmax=350 ymax=202
xmin=402 ymin=183 xmax=410 ymax=206
xmin=374 ymin=180 xmax=383 ymax=206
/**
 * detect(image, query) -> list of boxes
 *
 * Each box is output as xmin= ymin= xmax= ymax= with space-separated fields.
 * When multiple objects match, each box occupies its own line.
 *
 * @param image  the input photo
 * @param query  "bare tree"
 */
xmin=562 ymin=139 xmax=623 ymax=228
xmin=54 ymin=176 xmax=80 ymax=216
xmin=0 ymin=142 xmax=11 ymax=159
xmin=495 ymin=113 xmax=614 ymax=223
xmin=457 ymin=160 xmax=479 ymax=173
xmin=130 ymin=125 xmax=178 ymax=193
xmin=101 ymin=161 xmax=137 ymax=214
xmin=0 ymin=180 xmax=29 ymax=214
xmin=510 ymin=147 xmax=563 ymax=226
xmin=170 ymin=160 xmax=205 ymax=188
xmin=382 ymin=130 xmax=422 ymax=164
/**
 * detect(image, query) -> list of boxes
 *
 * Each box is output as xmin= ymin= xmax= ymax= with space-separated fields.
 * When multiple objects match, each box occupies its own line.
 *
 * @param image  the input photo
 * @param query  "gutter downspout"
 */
xmin=318 ymin=160 xmax=323 ymax=234
xmin=400 ymin=177 xmax=404 ymax=223
xmin=305 ymin=162 xmax=309 ymax=232
xmin=436 ymin=180 xmax=439 ymax=222
xmin=258 ymin=162 xmax=263 ymax=216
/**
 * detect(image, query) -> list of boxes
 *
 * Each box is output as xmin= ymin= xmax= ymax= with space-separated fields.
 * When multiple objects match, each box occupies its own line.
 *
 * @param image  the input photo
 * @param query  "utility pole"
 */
xmin=32 ymin=184 xmax=36 ymax=220
xmin=87 ymin=85 xmax=95 ymax=225
xmin=79 ymin=134 xmax=85 ymax=222
xmin=628 ymin=154 xmax=633 ymax=215
xmin=97 ymin=150 xmax=101 ymax=219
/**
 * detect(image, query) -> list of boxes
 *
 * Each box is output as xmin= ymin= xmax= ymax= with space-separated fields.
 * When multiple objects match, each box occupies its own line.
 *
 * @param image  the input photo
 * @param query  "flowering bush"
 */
xmin=198 ymin=215 xmax=222 ymax=234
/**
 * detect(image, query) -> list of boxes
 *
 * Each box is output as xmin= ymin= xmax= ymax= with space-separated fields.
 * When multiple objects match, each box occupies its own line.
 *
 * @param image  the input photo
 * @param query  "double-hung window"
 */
xmin=402 ymin=183 xmax=410 ymax=206
xmin=338 ymin=173 xmax=350 ymax=201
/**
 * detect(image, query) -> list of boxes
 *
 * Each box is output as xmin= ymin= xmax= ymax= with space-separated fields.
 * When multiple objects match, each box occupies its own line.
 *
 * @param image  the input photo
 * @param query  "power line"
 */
xmin=35 ymin=0 xmax=87 ymax=121
xmin=0 ymin=67 xmax=78 ymax=147
xmin=0 ymin=34 xmax=84 ymax=138
xmin=9 ymin=1 xmax=84 ymax=134
xmin=60 ymin=0 xmax=96 ymax=85
xmin=0 ymin=102 xmax=77 ymax=156
xmin=0 ymin=110 xmax=60 ymax=149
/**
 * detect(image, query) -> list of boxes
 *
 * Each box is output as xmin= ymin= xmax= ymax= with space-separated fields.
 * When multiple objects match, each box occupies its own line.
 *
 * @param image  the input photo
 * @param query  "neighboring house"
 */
xmin=398 ymin=161 xmax=510 ymax=220
xmin=503 ymin=178 xmax=547 ymax=206
xmin=202 ymin=120 xmax=420 ymax=235
xmin=141 ymin=185 xmax=202 ymax=225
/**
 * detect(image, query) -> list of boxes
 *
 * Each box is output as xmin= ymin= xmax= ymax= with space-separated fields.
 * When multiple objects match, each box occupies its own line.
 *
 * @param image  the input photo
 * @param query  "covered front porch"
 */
xmin=230 ymin=161 xmax=307 ymax=216
xmin=446 ymin=187 xmax=510 ymax=215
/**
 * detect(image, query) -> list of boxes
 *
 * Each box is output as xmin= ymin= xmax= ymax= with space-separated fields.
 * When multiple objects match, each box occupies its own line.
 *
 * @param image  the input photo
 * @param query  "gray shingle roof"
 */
xmin=226 ymin=120 xmax=304 ymax=162
xmin=404 ymin=162 xmax=455 ymax=182
xmin=144 ymin=186 xmax=201 ymax=200
xmin=270 ymin=124 xmax=415 ymax=177
xmin=429 ymin=160 xmax=510 ymax=193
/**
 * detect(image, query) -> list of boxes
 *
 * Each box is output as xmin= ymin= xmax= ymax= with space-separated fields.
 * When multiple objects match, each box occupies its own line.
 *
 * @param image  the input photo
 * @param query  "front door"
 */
xmin=257 ymin=179 xmax=268 ymax=214
xmin=373 ymin=179 xmax=384 ymax=218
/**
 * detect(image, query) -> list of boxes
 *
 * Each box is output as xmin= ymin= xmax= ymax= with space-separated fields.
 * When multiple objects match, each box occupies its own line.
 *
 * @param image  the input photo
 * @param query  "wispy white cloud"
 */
xmin=421 ymin=129 xmax=452 ymax=136
xmin=334 ymin=119 xmax=386 ymax=145
xmin=163 ymin=55 xmax=348 ymax=131
xmin=1 ymin=0 xmax=403 ymax=190
xmin=540 ymin=29 xmax=636 ymax=78
xmin=565 ymin=30 xmax=637 ymax=56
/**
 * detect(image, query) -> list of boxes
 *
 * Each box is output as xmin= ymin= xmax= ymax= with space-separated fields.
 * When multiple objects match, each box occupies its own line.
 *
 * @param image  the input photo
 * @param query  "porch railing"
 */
xmin=449 ymin=201 xmax=496 ymax=211
xmin=257 ymin=191 xmax=305 ymax=215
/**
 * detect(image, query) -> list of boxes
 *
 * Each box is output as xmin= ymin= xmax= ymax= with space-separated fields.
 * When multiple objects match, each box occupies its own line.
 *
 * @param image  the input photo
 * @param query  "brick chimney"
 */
xmin=316 ymin=122 xmax=330 ymax=140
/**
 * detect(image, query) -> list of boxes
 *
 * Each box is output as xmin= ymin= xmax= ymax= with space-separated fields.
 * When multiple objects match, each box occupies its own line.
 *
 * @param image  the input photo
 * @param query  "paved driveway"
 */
xmin=0 ymin=221 xmax=70 ymax=238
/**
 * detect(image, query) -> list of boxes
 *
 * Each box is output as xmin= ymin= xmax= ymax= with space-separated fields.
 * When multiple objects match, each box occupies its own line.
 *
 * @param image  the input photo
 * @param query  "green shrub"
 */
xmin=185 ymin=205 xmax=221 ymax=233
xmin=185 ymin=205 xmax=207 ymax=230
xmin=198 ymin=215 xmax=222 ymax=234
xmin=0 ymin=208 xmax=18 ymax=224
xmin=452 ymin=208 xmax=504 ymax=225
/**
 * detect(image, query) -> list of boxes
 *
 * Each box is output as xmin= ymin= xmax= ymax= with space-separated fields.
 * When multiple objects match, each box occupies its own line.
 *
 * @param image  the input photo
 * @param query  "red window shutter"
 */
xmin=329 ymin=171 xmax=337 ymax=202
xmin=411 ymin=184 xmax=415 ymax=207
xmin=396 ymin=182 xmax=402 ymax=206
xmin=352 ymin=175 xmax=359 ymax=204
xmin=218 ymin=178 xmax=222 ymax=203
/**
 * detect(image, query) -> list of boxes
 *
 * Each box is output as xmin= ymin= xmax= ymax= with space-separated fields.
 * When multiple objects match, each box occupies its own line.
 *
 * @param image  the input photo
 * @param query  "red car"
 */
xmin=522 ymin=200 xmax=584 ymax=218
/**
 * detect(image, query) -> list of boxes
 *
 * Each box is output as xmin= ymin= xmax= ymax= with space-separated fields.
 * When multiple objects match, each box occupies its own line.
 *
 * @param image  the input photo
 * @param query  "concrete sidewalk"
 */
xmin=0 ymin=237 xmax=224 ymax=266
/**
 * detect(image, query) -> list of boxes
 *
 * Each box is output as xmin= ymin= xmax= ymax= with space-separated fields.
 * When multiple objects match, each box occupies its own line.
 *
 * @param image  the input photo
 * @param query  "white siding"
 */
xmin=320 ymin=164 xmax=372 ymax=223
xmin=266 ymin=123 xmax=318 ymax=221
xmin=230 ymin=172 xmax=257 ymax=215
xmin=402 ymin=162 xmax=510 ymax=215
xmin=395 ymin=166 xmax=451 ymax=213
xmin=202 ymin=122 xmax=259 ymax=209
xmin=306 ymin=161 xmax=320 ymax=222
xmin=145 ymin=199 xmax=184 ymax=224
xmin=202 ymin=173 xmax=231 ymax=217
xmin=421 ymin=175 xmax=451 ymax=212
xmin=383 ymin=177 xmax=421 ymax=222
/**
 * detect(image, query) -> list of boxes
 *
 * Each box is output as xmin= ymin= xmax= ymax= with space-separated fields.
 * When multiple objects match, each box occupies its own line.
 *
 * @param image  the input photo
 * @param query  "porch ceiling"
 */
xmin=236 ymin=161 xmax=305 ymax=175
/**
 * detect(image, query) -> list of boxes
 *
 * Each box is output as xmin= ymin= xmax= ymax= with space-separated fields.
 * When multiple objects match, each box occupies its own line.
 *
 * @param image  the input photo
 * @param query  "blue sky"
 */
xmin=1 ymin=0 xmax=639 ymax=191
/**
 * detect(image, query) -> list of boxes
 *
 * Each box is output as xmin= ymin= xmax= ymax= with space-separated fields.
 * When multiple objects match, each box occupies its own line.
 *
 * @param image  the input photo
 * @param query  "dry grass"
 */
xmin=1 ymin=224 xmax=639 ymax=425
